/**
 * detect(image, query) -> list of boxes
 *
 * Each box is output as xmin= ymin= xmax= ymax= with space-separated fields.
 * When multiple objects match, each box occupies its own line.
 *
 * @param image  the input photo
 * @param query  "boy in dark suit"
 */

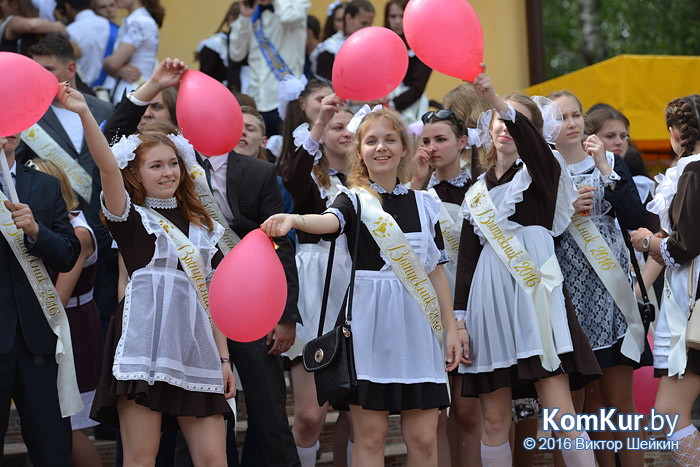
xmin=0 ymin=135 xmax=81 ymax=466
xmin=16 ymin=34 xmax=117 ymax=331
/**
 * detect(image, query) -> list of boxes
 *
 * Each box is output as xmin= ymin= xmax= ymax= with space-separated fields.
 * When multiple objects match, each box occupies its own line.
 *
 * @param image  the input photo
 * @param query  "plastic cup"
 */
xmin=572 ymin=173 xmax=593 ymax=216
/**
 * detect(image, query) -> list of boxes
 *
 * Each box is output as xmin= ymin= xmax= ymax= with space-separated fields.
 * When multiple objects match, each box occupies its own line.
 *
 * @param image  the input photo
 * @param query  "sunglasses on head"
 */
xmin=422 ymin=109 xmax=466 ymax=134
xmin=422 ymin=109 xmax=455 ymax=123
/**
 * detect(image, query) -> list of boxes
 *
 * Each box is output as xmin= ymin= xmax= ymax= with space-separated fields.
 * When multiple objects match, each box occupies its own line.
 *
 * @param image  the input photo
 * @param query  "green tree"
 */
xmin=543 ymin=0 xmax=700 ymax=79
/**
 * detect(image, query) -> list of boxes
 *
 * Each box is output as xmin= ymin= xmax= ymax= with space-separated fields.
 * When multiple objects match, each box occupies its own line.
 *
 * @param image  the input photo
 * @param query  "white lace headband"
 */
xmin=531 ymin=95 xmax=563 ymax=144
xmin=327 ymin=0 xmax=341 ymax=17
xmin=473 ymin=97 xmax=563 ymax=151
xmin=167 ymin=133 xmax=197 ymax=170
xmin=466 ymin=128 xmax=482 ymax=148
xmin=347 ymin=104 xmax=382 ymax=134
xmin=475 ymin=109 xmax=494 ymax=152
xmin=111 ymin=133 xmax=197 ymax=170
xmin=111 ymin=134 xmax=141 ymax=169
xmin=278 ymin=74 xmax=308 ymax=121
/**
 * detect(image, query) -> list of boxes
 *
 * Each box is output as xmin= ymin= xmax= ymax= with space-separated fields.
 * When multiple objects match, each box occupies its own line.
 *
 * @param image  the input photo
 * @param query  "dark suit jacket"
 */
xmin=103 ymin=96 xmax=301 ymax=324
xmin=222 ymin=151 xmax=300 ymax=324
xmin=0 ymin=164 xmax=81 ymax=355
xmin=15 ymin=95 xmax=114 ymax=250
xmin=16 ymin=95 xmax=114 ymax=179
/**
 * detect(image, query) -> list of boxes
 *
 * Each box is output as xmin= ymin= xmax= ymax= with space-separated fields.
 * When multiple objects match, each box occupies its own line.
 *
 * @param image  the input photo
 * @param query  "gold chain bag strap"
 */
xmin=686 ymin=259 xmax=700 ymax=349
xmin=302 ymin=193 xmax=361 ymax=406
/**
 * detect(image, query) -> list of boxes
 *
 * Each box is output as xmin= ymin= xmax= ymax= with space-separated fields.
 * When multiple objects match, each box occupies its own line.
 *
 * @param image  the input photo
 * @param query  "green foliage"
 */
xmin=543 ymin=0 xmax=700 ymax=79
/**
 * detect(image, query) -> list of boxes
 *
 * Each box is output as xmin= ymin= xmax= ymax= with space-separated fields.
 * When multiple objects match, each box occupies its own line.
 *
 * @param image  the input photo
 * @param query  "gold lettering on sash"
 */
xmin=150 ymin=212 xmax=214 ymax=328
xmin=22 ymin=125 xmax=92 ymax=201
xmin=571 ymin=216 xmax=617 ymax=270
xmin=387 ymin=244 xmax=442 ymax=331
xmin=1 ymin=193 xmax=81 ymax=416
xmin=439 ymin=218 xmax=460 ymax=253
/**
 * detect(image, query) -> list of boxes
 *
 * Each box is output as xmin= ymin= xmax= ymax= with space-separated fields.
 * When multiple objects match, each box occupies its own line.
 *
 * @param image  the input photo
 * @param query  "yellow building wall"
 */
xmin=157 ymin=0 xmax=530 ymax=104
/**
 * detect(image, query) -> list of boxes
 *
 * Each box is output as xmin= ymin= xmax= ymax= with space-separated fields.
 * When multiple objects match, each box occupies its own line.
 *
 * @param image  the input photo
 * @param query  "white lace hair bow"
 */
xmin=475 ymin=109 xmax=494 ymax=152
xmin=327 ymin=0 xmax=341 ymax=17
xmin=467 ymin=128 xmax=482 ymax=147
xmin=167 ymin=133 xmax=196 ymax=170
xmin=278 ymin=74 xmax=308 ymax=121
xmin=347 ymin=104 xmax=383 ymax=134
xmin=531 ymin=95 xmax=563 ymax=144
xmin=111 ymin=134 xmax=142 ymax=169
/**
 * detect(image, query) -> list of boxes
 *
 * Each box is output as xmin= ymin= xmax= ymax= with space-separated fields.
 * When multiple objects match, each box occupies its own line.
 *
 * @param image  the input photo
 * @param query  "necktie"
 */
xmin=202 ymin=158 xmax=213 ymax=190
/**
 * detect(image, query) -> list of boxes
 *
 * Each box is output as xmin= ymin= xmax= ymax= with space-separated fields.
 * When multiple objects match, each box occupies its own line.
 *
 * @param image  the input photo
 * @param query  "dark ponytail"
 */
xmin=143 ymin=0 xmax=165 ymax=28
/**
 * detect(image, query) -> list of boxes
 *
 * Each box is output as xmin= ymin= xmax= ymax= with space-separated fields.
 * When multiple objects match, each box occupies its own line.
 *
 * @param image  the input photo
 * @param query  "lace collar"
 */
xmin=567 ymin=155 xmax=595 ymax=174
xmin=370 ymin=180 xmax=408 ymax=195
xmin=427 ymin=170 xmax=471 ymax=189
xmin=145 ymin=197 xmax=178 ymax=209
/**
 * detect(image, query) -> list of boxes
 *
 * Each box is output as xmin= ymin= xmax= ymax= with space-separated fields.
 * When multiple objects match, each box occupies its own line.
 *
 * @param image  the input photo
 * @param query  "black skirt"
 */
xmin=594 ymin=336 xmax=653 ymax=370
xmin=333 ymin=380 xmax=450 ymax=414
xmin=654 ymin=348 xmax=700 ymax=379
xmin=90 ymin=302 xmax=232 ymax=431
xmin=461 ymin=289 xmax=602 ymax=398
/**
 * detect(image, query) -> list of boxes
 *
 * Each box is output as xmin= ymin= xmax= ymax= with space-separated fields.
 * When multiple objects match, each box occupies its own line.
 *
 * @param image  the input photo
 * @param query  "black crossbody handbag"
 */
xmin=302 ymin=194 xmax=361 ymax=406
xmin=621 ymin=228 xmax=655 ymax=335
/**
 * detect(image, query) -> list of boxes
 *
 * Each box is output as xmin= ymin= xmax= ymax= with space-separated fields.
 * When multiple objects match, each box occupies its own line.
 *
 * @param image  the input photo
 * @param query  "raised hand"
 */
xmin=410 ymin=147 xmax=432 ymax=189
xmin=56 ymin=82 xmax=89 ymax=115
xmin=316 ymin=93 xmax=346 ymax=128
xmin=583 ymin=134 xmax=612 ymax=175
xmin=472 ymin=63 xmax=510 ymax=116
xmin=150 ymin=58 xmax=188 ymax=90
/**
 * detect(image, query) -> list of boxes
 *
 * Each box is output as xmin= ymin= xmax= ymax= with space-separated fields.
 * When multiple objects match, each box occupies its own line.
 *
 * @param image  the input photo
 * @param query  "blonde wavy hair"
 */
xmin=346 ymin=108 xmax=412 ymax=199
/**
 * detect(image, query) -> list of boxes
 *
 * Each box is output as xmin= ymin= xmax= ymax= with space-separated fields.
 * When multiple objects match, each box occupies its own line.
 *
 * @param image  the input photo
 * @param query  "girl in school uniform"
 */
xmin=631 ymin=94 xmax=700 ymax=466
xmin=263 ymin=106 xmax=464 ymax=467
xmin=550 ymin=91 xmax=649 ymax=466
xmin=58 ymin=83 xmax=235 ymax=467
xmin=281 ymin=86 xmax=355 ymax=465
xmin=411 ymin=109 xmax=475 ymax=466
xmin=453 ymin=70 xmax=600 ymax=467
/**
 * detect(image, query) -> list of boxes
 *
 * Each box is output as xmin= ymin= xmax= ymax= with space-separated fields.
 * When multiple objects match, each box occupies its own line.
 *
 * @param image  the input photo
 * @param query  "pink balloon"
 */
xmin=332 ymin=27 xmax=408 ymax=102
xmin=210 ymin=229 xmax=287 ymax=342
xmin=404 ymin=0 xmax=484 ymax=81
xmin=176 ymin=70 xmax=243 ymax=156
xmin=0 ymin=52 xmax=58 ymax=136
xmin=633 ymin=337 xmax=659 ymax=415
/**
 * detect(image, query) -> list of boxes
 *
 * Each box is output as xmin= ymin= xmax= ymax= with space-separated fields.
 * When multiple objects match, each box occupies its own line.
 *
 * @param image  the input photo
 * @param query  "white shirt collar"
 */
xmin=204 ymin=154 xmax=228 ymax=172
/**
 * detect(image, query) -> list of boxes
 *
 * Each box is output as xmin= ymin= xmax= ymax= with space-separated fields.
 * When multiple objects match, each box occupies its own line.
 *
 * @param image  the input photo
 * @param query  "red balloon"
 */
xmin=176 ymin=70 xmax=243 ymax=156
xmin=633 ymin=337 xmax=659 ymax=415
xmin=332 ymin=27 xmax=408 ymax=102
xmin=209 ymin=229 xmax=287 ymax=342
xmin=404 ymin=0 xmax=484 ymax=81
xmin=0 ymin=52 xmax=58 ymax=136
